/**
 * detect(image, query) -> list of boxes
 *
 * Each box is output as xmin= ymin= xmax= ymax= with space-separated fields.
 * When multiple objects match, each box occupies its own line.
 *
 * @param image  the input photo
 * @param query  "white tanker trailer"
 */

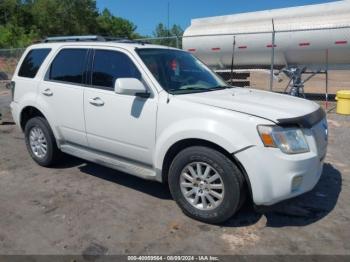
xmin=183 ymin=1 xmax=350 ymax=71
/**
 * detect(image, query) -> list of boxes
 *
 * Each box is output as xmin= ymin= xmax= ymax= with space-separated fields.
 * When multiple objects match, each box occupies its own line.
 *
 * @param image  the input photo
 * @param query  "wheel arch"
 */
xmin=160 ymin=138 xmax=253 ymax=200
xmin=20 ymin=106 xmax=46 ymax=131
xmin=19 ymin=105 xmax=61 ymax=146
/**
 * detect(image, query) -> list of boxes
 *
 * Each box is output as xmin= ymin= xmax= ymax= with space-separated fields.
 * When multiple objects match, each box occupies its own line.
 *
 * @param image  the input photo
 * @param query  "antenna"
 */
xmin=167 ymin=2 xmax=170 ymax=30
xmin=167 ymin=1 xmax=170 ymax=46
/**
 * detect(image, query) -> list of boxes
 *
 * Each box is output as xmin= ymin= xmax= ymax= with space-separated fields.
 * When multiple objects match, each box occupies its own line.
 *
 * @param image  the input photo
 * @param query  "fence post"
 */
xmin=325 ymin=49 xmax=329 ymax=109
xmin=270 ymin=19 xmax=276 ymax=92
xmin=230 ymin=36 xmax=236 ymax=85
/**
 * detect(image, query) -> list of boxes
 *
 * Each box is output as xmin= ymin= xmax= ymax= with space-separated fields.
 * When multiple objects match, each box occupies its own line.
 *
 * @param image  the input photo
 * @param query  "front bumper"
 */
xmin=235 ymin=119 xmax=327 ymax=206
xmin=235 ymin=146 xmax=324 ymax=205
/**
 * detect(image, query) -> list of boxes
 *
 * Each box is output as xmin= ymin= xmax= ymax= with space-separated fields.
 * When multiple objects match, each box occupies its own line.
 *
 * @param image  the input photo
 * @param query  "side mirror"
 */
xmin=114 ymin=78 xmax=150 ymax=98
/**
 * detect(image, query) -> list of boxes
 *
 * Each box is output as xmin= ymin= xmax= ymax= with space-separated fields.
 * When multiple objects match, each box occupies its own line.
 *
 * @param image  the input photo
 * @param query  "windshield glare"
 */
xmin=136 ymin=48 xmax=230 ymax=94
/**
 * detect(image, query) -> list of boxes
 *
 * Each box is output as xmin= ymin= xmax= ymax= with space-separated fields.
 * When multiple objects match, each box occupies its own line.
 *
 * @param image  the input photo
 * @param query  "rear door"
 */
xmin=38 ymin=47 xmax=89 ymax=146
xmin=83 ymin=47 xmax=157 ymax=165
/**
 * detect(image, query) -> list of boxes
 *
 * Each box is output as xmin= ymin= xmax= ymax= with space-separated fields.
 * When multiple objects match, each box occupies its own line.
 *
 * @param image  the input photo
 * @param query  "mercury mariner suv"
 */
xmin=10 ymin=36 xmax=328 ymax=223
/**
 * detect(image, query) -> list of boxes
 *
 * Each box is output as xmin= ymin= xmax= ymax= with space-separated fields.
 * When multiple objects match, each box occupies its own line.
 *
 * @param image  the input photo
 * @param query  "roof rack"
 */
xmin=42 ymin=35 xmax=105 ymax=43
xmin=42 ymin=35 xmax=147 ymax=45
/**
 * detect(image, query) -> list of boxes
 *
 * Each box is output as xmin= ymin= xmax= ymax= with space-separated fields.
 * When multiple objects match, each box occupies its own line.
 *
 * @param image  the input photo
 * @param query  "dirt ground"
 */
xmin=0 ymin=85 xmax=349 ymax=256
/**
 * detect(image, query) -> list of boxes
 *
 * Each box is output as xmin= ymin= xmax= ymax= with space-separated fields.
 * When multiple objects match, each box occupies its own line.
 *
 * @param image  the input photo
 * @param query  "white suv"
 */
xmin=10 ymin=36 xmax=328 ymax=223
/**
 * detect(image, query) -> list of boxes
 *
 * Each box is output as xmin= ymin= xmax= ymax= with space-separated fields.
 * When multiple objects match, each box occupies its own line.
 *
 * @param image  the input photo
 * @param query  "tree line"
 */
xmin=0 ymin=0 xmax=183 ymax=48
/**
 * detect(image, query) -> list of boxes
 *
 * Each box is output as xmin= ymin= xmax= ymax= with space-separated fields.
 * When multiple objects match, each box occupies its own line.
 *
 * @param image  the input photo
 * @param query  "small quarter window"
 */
xmin=18 ymin=48 xmax=51 ymax=78
xmin=49 ymin=49 xmax=88 ymax=84
xmin=92 ymin=50 xmax=141 ymax=89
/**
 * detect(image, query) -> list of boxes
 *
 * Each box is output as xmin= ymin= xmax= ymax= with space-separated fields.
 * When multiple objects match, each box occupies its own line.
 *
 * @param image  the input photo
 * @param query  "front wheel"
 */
xmin=168 ymin=146 xmax=245 ymax=224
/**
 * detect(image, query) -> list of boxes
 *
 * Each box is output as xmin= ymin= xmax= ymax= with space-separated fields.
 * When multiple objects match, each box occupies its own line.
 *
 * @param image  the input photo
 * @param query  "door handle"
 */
xmin=42 ymin=88 xmax=53 ymax=96
xmin=89 ymin=97 xmax=105 ymax=106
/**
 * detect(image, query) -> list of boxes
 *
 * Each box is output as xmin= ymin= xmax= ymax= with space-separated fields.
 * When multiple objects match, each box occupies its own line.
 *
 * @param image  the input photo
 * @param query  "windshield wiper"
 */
xmin=167 ymin=85 xmax=234 ymax=95
xmin=167 ymin=87 xmax=209 ymax=94
xmin=208 ymin=85 xmax=234 ymax=90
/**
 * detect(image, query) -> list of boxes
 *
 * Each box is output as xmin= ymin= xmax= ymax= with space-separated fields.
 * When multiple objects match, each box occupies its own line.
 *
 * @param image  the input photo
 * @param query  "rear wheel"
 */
xmin=168 ymin=146 xmax=245 ymax=224
xmin=24 ymin=117 xmax=62 ymax=166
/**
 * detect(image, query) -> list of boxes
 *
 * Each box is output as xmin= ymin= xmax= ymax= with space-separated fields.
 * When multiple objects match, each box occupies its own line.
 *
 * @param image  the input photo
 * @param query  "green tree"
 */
xmin=29 ymin=0 xmax=99 ymax=36
xmin=0 ymin=0 xmax=39 ymax=48
xmin=0 ymin=0 xmax=139 ymax=48
xmin=0 ymin=0 xmax=20 ymax=25
xmin=153 ymin=23 xmax=183 ymax=47
xmin=96 ymin=8 xmax=137 ymax=39
xmin=0 ymin=24 xmax=38 ymax=48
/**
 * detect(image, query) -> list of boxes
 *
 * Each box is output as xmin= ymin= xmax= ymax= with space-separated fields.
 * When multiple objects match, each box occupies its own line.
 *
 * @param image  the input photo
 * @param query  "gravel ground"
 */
xmin=0 ymin=86 xmax=349 ymax=256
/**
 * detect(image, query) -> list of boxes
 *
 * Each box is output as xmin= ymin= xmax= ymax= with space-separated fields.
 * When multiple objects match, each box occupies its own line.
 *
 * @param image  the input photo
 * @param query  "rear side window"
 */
xmin=18 ymin=48 xmax=51 ymax=78
xmin=92 ymin=50 xmax=141 ymax=89
xmin=49 ymin=49 xmax=88 ymax=84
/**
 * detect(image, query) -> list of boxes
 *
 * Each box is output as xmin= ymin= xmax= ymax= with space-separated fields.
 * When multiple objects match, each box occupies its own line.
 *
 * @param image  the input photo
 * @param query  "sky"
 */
xmin=97 ymin=0 xmax=339 ymax=36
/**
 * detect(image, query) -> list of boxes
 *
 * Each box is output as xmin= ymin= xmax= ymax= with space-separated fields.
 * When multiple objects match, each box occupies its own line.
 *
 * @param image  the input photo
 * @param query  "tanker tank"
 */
xmin=183 ymin=1 xmax=350 ymax=71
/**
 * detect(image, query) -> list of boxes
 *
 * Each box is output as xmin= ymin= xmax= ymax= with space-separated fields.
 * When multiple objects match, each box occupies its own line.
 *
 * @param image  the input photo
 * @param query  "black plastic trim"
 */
xmin=276 ymin=107 xmax=326 ymax=128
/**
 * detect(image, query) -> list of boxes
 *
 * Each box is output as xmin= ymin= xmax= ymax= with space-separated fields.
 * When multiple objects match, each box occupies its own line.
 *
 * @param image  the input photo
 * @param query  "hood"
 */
xmin=177 ymin=88 xmax=323 ymax=127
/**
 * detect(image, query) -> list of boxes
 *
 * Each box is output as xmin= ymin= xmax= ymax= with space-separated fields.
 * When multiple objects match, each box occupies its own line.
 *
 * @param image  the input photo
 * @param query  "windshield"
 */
xmin=136 ymin=48 xmax=231 ymax=94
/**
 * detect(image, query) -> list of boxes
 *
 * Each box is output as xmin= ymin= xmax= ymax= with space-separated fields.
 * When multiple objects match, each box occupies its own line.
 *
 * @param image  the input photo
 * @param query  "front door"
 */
xmin=83 ymin=48 xmax=157 ymax=165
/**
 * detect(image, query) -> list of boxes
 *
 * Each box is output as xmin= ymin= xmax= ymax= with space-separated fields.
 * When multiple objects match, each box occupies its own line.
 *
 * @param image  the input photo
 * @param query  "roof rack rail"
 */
xmin=42 ymin=35 xmax=105 ymax=43
xmin=42 ymin=35 xmax=148 ymax=45
xmin=104 ymin=37 xmax=148 ymax=44
xmin=103 ymin=36 xmax=126 ymax=42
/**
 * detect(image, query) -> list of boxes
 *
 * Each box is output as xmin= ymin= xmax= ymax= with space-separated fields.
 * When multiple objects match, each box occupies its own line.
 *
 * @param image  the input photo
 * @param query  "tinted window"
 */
xmin=18 ymin=48 xmax=51 ymax=78
xmin=92 ymin=50 xmax=141 ymax=89
xmin=49 ymin=49 xmax=87 ymax=84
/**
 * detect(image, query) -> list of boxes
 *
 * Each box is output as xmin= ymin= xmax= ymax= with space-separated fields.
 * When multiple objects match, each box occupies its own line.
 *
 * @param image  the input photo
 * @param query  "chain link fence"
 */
xmin=135 ymin=36 xmax=182 ymax=49
xmin=0 ymin=48 xmax=25 ymax=89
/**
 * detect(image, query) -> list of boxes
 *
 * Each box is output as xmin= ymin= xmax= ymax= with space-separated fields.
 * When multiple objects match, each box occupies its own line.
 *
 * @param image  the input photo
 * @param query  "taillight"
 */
xmin=8 ymin=81 xmax=15 ymax=101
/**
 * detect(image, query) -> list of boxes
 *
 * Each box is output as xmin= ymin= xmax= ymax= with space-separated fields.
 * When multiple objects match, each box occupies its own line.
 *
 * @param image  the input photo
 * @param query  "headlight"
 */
xmin=257 ymin=125 xmax=309 ymax=154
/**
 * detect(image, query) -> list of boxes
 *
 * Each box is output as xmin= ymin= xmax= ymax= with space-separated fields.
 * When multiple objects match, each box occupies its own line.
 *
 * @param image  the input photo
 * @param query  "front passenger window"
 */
xmin=92 ymin=50 xmax=141 ymax=90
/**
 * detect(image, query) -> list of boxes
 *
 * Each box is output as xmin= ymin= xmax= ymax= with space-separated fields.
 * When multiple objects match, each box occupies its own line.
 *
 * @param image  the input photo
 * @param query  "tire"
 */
xmin=168 ymin=146 xmax=245 ymax=224
xmin=24 ymin=117 xmax=62 ymax=167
